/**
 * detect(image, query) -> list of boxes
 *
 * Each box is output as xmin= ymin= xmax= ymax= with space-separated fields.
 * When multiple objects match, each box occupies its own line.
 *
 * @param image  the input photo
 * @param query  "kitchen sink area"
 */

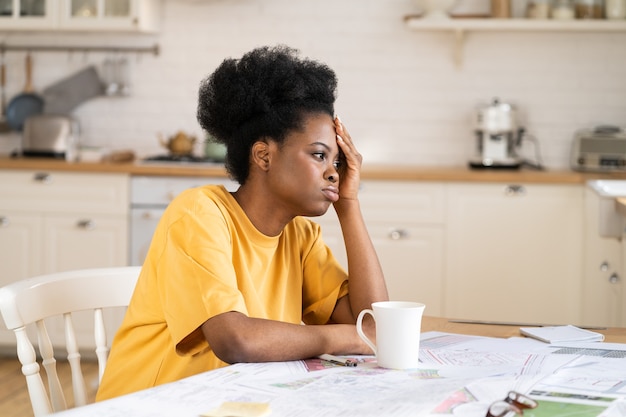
xmin=588 ymin=180 xmax=626 ymax=238
xmin=589 ymin=180 xmax=626 ymax=197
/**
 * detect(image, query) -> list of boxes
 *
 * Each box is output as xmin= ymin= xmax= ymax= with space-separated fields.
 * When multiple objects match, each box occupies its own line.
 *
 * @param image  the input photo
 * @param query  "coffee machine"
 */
xmin=469 ymin=98 xmax=525 ymax=169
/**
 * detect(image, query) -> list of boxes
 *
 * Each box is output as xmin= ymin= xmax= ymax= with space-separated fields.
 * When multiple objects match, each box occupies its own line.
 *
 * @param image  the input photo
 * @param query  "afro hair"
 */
xmin=197 ymin=45 xmax=338 ymax=184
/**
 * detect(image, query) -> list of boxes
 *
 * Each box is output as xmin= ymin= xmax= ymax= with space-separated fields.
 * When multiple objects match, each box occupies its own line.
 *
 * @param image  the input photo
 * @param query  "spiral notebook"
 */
xmin=520 ymin=325 xmax=605 ymax=344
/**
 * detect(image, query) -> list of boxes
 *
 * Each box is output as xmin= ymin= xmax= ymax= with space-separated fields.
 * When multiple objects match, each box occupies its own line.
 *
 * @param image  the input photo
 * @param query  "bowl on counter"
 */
xmin=204 ymin=140 xmax=226 ymax=162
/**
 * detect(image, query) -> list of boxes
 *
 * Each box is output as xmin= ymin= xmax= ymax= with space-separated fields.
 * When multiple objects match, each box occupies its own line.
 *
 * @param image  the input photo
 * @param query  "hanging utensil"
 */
xmin=0 ymin=50 xmax=11 ymax=133
xmin=117 ymin=56 xmax=131 ymax=96
xmin=6 ymin=52 xmax=44 ymax=131
xmin=42 ymin=65 xmax=104 ymax=114
xmin=102 ymin=55 xmax=119 ymax=96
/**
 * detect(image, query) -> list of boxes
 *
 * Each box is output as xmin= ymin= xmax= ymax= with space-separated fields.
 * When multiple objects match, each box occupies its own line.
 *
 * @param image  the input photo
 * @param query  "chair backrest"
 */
xmin=0 ymin=266 xmax=141 ymax=416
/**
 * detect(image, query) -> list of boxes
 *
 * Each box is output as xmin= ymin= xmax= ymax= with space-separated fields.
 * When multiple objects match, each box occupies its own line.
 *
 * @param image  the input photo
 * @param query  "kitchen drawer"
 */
xmin=356 ymin=180 xmax=445 ymax=224
xmin=0 ymin=170 xmax=129 ymax=214
xmin=314 ymin=180 xmax=445 ymax=225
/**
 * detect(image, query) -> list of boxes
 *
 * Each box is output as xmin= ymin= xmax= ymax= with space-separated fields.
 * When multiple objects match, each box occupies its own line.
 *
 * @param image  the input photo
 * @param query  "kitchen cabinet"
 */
xmin=0 ymin=169 xmax=129 ymax=346
xmin=59 ymin=0 xmax=161 ymax=32
xmin=0 ymin=0 xmax=161 ymax=32
xmin=0 ymin=212 xmax=42 ymax=287
xmin=444 ymin=183 xmax=584 ymax=325
xmin=0 ymin=0 xmax=56 ymax=29
xmin=581 ymin=187 xmax=623 ymax=327
xmin=622 ymin=234 xmax=626 ymax=326
xmin=312 ymin=180 xmax=446 ymax=316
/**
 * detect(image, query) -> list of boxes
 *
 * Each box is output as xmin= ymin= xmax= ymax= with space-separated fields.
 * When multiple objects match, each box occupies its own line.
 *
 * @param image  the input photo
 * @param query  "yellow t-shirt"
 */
xmin=96 ymin=185 xmax=348 ymax=401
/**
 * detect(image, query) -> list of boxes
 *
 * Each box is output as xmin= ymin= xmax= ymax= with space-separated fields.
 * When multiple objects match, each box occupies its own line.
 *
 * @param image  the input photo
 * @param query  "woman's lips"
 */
xmin=322 ymin=187 xmax=339 ymax=202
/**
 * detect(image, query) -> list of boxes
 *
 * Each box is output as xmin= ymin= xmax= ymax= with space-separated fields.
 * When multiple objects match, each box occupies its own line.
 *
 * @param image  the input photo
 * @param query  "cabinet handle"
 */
xmin=388 ymin=229 xmax=409 ymax=240
xmin=504 ymin=185 xmax=526 ymax=196
xmin=600 ymin=261 xmax=610 ymax=272
xmin=33 ymin=172 xmax=52 ymax=184
xmin=77 ymin=219 xmax=95 ymax=230
xmin=609 ymin=273 xmax=620 ymax=284
xmin=0 ymin=216 xmax=9 ymax=227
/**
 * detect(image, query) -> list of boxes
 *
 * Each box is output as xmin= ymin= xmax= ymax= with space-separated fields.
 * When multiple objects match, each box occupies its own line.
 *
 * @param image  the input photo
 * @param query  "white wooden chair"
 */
xmin=0 ymin=266 xmax=141 ymax=416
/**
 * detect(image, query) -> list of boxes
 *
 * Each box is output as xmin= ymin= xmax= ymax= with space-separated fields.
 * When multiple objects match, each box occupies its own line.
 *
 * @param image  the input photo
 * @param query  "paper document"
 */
xmin=520 ymin=325 xmax=604 ymax=344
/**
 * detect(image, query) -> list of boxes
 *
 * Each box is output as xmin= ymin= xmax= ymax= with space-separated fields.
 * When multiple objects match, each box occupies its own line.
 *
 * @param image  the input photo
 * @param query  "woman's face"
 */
xmin=265 ymin=112 xmax=341 ymax=218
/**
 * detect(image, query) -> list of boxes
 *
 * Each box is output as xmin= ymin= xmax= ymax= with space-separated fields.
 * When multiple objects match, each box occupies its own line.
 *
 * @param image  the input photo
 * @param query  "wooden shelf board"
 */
xmin=405 ymin=17 xmax=626 ymax=32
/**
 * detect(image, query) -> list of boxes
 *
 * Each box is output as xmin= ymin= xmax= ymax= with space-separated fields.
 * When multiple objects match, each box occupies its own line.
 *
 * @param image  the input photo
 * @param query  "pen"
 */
xmin=317 ymin=354 xmax=358 ymax=367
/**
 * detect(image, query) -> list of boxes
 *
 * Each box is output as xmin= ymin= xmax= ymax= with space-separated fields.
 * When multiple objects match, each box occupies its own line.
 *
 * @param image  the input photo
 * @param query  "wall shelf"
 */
xmin=0 ymin=43 xmax=160 ymax=56
xmin=404 ymin=16 xmax=626 ymax=67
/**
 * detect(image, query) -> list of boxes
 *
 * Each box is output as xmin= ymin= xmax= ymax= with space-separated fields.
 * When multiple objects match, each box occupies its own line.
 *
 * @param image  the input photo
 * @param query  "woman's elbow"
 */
xmin=201 ymin=313 xmax=258 ymax=364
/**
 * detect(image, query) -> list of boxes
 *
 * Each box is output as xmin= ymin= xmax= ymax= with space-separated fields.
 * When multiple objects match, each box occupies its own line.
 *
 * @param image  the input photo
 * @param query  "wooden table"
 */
xmin=422 ymin=316 xmax=626 ymax=343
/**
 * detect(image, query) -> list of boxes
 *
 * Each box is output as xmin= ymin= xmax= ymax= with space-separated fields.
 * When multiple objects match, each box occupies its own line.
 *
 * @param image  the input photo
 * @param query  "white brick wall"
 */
xmin=0 ymin=0 xmax=625 ymax=169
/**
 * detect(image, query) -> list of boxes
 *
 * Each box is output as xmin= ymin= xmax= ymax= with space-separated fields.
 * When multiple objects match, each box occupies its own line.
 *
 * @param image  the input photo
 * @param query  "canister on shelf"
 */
xmin=552 ymin=0 xmax=576 ymax=19
xmin=575 ymin=0 xmax=604 ymax=18
xmin=605 ymin=0 xmax=626 ymax=19
xmin=527 ymin=0 xmax=552 ymax=18
xmin=491 ymin=0 xmax=511 ymax=17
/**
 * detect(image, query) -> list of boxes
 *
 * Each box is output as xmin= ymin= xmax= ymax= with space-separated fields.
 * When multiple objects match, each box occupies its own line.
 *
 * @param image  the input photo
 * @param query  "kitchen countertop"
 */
xmin=2 ymin=156 xmax=626 ymax=183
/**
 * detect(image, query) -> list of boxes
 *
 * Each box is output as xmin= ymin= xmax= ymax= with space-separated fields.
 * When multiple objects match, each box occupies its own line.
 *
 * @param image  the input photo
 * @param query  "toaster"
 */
xmin=571 ymin=125 xmax=626 ymax=172
xmin=22 ymin=114 xmax=80 ymax=161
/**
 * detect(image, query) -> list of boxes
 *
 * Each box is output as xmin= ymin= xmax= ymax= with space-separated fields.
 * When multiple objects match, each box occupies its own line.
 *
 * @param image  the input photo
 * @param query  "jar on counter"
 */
xmin=527 ymin=0 xmax=552 ymax=18
xmin=575 ymin=0 xmax=604 ymax=18
xmin=605 ymin=0 xmax=626 ymax=19
xmin=552 ymin=0 xmax=576 ymax=19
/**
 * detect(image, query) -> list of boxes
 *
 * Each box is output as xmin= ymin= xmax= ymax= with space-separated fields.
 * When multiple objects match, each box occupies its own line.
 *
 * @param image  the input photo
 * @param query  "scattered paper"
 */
xmin=201 ymin=401 xmax=271 ymax=417
xmin=520 ymin=325 xmax=604 ymax=344
xmin=47 ymin=332 xmax=626 ymax=417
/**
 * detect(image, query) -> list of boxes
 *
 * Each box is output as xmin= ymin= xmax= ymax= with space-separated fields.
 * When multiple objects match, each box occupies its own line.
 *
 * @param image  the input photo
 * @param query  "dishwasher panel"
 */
xmin=129 ymin=175 xmax=238 ymax=266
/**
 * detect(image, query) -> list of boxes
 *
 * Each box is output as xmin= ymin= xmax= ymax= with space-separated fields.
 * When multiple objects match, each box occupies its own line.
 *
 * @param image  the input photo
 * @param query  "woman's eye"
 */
xmin=333 ymin=160 xmax=342 ymax=169
xmin=313 ymin=152 xmax=325 ymax=160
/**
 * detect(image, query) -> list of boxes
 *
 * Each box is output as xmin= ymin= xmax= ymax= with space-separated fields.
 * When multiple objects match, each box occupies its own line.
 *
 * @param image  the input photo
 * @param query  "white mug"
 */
xmin=356 ymin=301 xmax=425 ymax=369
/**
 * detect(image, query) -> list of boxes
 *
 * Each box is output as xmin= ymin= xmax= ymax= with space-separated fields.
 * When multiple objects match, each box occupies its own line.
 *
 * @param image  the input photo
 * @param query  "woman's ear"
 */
xmin=251 ymin=140 xmax=271 ymax=171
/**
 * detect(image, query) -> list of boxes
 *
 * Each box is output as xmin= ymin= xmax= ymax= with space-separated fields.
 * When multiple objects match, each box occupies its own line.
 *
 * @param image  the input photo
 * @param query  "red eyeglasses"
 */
xmin=486 ymin=391 xmax=538 ymax=417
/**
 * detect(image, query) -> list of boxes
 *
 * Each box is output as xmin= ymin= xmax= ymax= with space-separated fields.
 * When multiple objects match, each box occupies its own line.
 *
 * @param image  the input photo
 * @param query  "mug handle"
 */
xmin=356 ymin=309 xmax=377 ymax=354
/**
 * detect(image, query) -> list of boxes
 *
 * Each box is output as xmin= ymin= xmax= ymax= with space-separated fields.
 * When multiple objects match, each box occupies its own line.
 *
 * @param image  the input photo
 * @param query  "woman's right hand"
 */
xmin=334 ymin=116 xmax=362 ymax=203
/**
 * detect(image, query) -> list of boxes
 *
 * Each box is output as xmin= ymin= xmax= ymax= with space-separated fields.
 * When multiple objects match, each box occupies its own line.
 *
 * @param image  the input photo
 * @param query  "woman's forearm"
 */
xmin=334 ymin=199 xmax=389 ymax=321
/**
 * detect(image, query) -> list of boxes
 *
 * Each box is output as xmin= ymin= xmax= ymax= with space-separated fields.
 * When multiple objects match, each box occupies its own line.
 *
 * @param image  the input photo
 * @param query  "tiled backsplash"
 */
xmin=0 ymin=0 xmax=624 ymax=169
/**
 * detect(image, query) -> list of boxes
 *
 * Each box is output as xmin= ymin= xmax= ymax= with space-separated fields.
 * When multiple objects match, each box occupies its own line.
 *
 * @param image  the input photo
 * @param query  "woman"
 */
xmin=97 ymin=45 xmax=388 ymax=401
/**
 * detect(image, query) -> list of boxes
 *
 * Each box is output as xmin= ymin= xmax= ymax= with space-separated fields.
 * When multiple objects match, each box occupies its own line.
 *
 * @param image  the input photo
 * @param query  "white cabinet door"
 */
xmin=0 ymin=211 xmax=44 ymax=344
xmin=0 ymin=0 xmax=56 ymax=30
xmin=582 ymin=187 xmax=624 ymax=327
xmin=0 ymin=0 xmax=160 ymax=31
xmin=43 ymin=214 xmax=128 ymax=272
xmin=369 ymin=224 xmax=444 ymax=315
xmin=445 ymin=183 xmax=584 ymax=325
xmin=0 ymin=211 xmax=43 ymax=286
xmin=311 ymin=180 xmax=446 ymax=316
xmin=59 ymin=0 xmax=160 ymax=31
xmin=622 ymin=238 xmax=626 ymax=327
